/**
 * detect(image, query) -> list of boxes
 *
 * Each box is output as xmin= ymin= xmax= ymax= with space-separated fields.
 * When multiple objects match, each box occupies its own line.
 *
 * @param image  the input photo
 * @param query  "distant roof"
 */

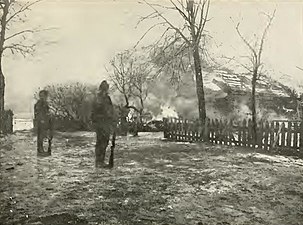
xmin=209 ymin=69 xmax=290 ymax=98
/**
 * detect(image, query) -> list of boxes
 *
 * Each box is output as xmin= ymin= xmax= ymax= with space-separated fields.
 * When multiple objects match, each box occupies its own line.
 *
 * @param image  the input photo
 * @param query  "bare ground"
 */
xmin=0 ymin=131 xmax=303 ymax=225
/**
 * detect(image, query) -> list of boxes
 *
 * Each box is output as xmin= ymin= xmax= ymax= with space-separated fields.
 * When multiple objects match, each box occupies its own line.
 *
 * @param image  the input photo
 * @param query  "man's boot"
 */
xmin=47 ymin=138 xmax=52 ymax=156
xmin=95 ymin=156 xmax=106 ymax=168
xmin=37 ymin=141 xmax=44 ymax=156
xmin=95 ymin=148 xmax=104 ymax=168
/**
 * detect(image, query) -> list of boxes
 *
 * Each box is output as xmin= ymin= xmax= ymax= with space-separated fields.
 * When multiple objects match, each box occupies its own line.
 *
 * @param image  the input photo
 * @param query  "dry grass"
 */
xmin=0 ymin=131 xmax=303 ymax=225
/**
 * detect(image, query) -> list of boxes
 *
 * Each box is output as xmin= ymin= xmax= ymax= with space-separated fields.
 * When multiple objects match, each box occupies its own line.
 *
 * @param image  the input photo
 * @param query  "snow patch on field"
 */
xmin=13 ymin=118 xmax=33 ymax=131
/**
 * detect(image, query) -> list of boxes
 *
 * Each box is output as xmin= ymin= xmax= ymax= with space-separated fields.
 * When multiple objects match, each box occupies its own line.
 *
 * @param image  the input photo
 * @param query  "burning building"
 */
xmin=208 ymin=69 xmax=296 ymax=120
xmin=125 ymin=64 xmax=298 ymax=122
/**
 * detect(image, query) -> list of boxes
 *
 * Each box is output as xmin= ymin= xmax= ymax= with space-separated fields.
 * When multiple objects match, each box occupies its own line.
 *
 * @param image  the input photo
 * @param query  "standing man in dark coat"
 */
xmin=34 ymin=90 xmax=53 ymax=156
xmin=91 ymin=80 xmax=115 ymax=168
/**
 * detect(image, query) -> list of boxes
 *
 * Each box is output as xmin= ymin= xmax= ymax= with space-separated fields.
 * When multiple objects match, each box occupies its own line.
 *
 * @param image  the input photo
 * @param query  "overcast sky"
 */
xmin=4 ymin=0 xmax=303 ymax=114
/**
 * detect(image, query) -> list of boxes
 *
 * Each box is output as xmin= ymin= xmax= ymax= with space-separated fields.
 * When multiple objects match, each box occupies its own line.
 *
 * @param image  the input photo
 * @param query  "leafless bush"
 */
xmin=35 ymin=82 xmax=97 ymax=131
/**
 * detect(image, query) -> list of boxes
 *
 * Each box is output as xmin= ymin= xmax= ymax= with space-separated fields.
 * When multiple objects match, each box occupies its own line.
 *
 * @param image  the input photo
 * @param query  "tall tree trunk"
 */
xmin=0 ymin=1 xmax=9 ymax=133
xmin=251 ymin=71 xmax=257 ymax=143
xmin=120 ymin=105 xmax=129 ymax=136
xmin=0 ymin=68 xmax=4 ymax=133
xmin=139 ymin=95 xmax=144 ymax=124
xmin=0 ymin=66 xmax=4 ymax=112
xmin=193 ymin=45 xmax=207 ymax=125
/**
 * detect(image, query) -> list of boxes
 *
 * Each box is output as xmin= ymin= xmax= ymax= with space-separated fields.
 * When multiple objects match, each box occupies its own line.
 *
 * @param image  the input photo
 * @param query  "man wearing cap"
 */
xmin=91 ymin=80 xmax=115 ymax=167
xmin=34 ymin=90 xmax=53 ymax=156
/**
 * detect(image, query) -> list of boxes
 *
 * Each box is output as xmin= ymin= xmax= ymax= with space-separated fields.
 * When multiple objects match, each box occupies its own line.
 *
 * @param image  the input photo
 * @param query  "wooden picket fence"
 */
xmin=163 ymin=117 xmax=303 ymax=153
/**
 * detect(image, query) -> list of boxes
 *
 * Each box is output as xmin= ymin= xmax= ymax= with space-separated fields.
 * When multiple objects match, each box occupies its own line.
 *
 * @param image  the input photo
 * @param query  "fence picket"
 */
xmin=195 ymin=119 xmax=200 ymax=142
xmin=205 ymin=118 xmax=210 ymax=142
xmin=219 ymin=119 xmax=223 ymax=144
xmin=238 ymin=121 xmax=242 ymax=146
xmin=216 ymin=119 xmax=220 ymax=144
xmin=273 ymin=122 xmax=280 ymax=148
xmin=163 ymin=117 xmax=301 ymax=156
xmin=211 ymin=119 xmax=215 ymax=143
xmin=176 ymin=118 xmax=181 ymax=141
xmin=269 ymin=121 xmax=274 ymax=150
xmin=248 ymin=119 xmax=253 ymax=147
xmin=242 ymin=119 xmax=247 ymax=147
xmin=185 ymin=120 xmax=188 ymax=142
xmin=294 ymin=122 xmax=299 ymax=149
xmin=286 ymin=121 xmax=292 ymax=148
xmin=264 ymin=121 xmax=270 ymax=151
xmin=229 ymin=119 xmax=235 ymax=146
xmin=281 ymin=122 xmax=286 ymax=148
xmin=300 ymin=122 xmax=303 ymax=151
xmin=257 ymin=120 xmax=263 ymax=149
xmin=189 ymin=121 xmax=193 ymax=142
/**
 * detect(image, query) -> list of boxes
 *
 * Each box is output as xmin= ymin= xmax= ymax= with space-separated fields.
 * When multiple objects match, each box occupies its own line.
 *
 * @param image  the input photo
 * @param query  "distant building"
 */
xmin=202 ymin=69 xmax=296 ymax=120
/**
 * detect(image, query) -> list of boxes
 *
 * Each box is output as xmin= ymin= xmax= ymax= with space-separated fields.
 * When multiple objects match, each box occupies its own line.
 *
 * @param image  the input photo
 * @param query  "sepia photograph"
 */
xmin=0 ymin=0 xmax=303 ymax=224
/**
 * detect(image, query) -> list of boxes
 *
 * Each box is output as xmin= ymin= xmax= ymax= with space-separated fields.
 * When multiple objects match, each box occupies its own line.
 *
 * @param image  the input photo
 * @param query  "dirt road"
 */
xmin=0 ymin=131 xmax=303 ymax=225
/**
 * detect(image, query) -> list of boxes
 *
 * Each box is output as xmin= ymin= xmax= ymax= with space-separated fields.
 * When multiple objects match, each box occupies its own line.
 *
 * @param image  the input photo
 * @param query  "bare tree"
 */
xmin=131 ymin=57 xmax=153 ymax=120
xmin=235 ymin=10 xmax=276 ymax=142
xmin=108 ymin=49 xmax=155 ymax=136
xmin=108 ymin=49 xmax=153 ymax=120
xmin=138 ymin=0 xmax=210 ymax=125
xmin=35 ymin=82 xmax=96 ymax=131
xmin=0 ymin=0 xmax=41 ymax=132
xmin=149 ymin=34 xmax=192 ymax=86
xmin=108 ymin=50 xmax=135 ymax=110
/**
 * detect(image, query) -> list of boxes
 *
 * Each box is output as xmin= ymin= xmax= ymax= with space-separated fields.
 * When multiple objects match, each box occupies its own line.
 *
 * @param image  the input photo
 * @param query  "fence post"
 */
xmin=257 ymin=120 xmax=263 ymax=149
xmin=184 ymin=119 xmax=188 ymax=142
xmin=294 ymin=122 xmax=299 ymax=150
xmin=281 ymin=122 xmax=286 ymax=148
xmin=189 ymin=121 xmax=193 ymax=142
xmin=214 ymin=119 xmax=219 ymax=144
xmin=175 ymin=118 xmax=180 ymax=141
xmin=171 ymin=118 xmax=175 ymax=140
xmin=269 ymin=121 xmax=275 ymax=151
xmin=174 ymin=118 xmax=177 ymax=140
xmin=204 ymin=118 xmax=210 ymax=142
xmin=273 ymin=121 xmax=280 ymax=149
xmin=238 ymin=120 xmax=242 ymax=146
xmin=300 ymin=121 xmax=303 ymax=151
xmin=264 ymin=121 xmax=270 ymax=151
xmin=286 ymin=121 xmax=292 ymax=149
xmin=169 ymin=118 xmax=173 ymax=139
xmin=223 ymin=119 xmax=229 ymax=145
xmin=210 ymin=119 xmax=215 ymax=143
xmin=195 ymin=119 xmax=200 ymax=142
xmin=229 ymin=119 xmax=234 ymax=146
xmin=219 ymin=119 xmax=224 ymax=144
xmin=248 ymin=119 xmax=253 ymax=147
xmin=242 ymin=119 xmax=247 ymax=147
xmin=163 ymin=118 xmax=168 ymax=139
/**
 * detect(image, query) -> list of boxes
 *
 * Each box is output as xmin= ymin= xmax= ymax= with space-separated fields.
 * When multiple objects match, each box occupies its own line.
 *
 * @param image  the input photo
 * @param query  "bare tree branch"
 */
xmin=5 ymin=29 xmax=34 ymax=41
xmin=6 ymin=0 xmax=41 ymax=25
xmin=169 ymin=0 xmax=191 ymax=24
xmin=5 ymin=27 xmax=57 ymax=41
xmin=257 ymin=9 xmax=276 ymax=66
xmin=143 ymin=0 xmax=191 ymax=45
xmin=4 ymin=43 xmax=36 ymax=57
xmin=296 ymin=66 xmax=303 ymax=71
xmin=235 ymin=22 xmax=258 ymax=61
xmin=135 ymin=11 xmax=158 ymax=28
xmin=196 ymin=0 xmax=210 ymax=44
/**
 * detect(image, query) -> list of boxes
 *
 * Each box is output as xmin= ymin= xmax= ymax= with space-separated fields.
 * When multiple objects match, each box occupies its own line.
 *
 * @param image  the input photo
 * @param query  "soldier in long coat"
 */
xmin=91 ymin=80 xmax=115 ymax=167
xmin=34 ymin=90 xmax=53 ymax=155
